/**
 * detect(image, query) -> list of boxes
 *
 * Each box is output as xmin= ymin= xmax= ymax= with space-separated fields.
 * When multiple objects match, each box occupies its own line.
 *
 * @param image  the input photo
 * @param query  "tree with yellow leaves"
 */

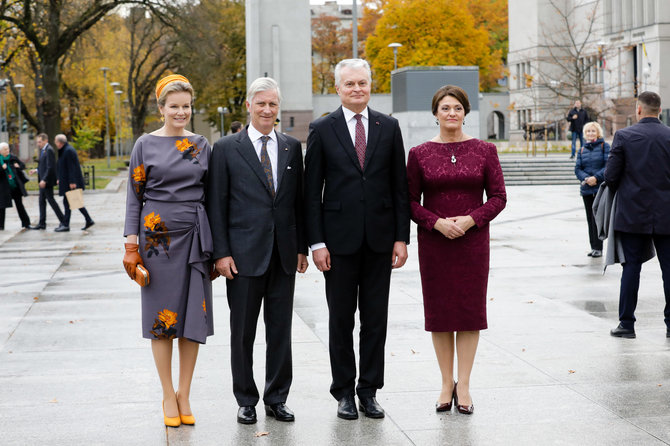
xmin=364 ymin=0 xmax=506 ymax=92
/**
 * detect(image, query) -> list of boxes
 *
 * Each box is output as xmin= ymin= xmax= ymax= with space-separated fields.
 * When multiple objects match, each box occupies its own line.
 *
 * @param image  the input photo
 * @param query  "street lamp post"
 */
xmin=388 ymin=43 xmax=402 ymax=71
xmin=110 ymin=82 xmax=121 ymax=160
xmin=100 ymin=67 xmax=111 ymax=168
xmin=15 ymin=83 xmax=23 ymax=129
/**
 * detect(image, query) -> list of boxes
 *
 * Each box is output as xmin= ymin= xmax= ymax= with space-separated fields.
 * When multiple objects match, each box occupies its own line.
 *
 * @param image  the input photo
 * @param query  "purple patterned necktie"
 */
xmin=260 ymin=135 xmax=275 ymax=196
xmin=354 ymin=114 xmax=366 ymax=169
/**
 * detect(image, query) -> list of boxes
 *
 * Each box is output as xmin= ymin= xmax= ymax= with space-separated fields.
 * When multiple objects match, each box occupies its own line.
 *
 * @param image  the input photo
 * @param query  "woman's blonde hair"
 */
xmin=582 ymin=121 xmax=603 ymax=139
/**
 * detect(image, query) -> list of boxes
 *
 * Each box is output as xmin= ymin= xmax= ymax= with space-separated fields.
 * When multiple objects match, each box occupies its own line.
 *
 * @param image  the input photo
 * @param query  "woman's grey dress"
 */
xmin=124 ymin=134 xmax=214 ymax=343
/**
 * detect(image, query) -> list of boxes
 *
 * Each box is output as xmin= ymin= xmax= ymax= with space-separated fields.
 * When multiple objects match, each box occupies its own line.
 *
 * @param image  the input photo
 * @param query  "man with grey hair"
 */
xmin=304 ymin=58 xmax=410 ymax=420
xmin=207 ymin=77 xmax=308 ymax=424
xmin=54 ymin=134 xmax=94 ymax=231
xmin=29 ymin=133 xmax=65 ymax=230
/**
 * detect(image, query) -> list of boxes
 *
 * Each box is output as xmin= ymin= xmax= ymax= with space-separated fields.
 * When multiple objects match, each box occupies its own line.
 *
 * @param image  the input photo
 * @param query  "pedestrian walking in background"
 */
xmin=55 ymin=134 xmax=95 ymax=231
xmin=567 ymin=99 xmax=589 ymax=159
xmin=0 ymin=142 xmax=31 ymax=229
xmin=123 ymin=74 xmax=214 ymax=427
xmin=574 ymin=122 xmax=610 ymax=258
xmin=605 ymin=91 xmax=670 ymax=339
xmin=29 ymin=133 xmax=66 ymax=230
xmin=406 ymin=85 xmax=506 ymax=415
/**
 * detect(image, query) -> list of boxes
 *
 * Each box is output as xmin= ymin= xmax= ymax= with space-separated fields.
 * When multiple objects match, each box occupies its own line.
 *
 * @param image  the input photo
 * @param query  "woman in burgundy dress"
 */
xmin=407 ymin=85 xmax=506 ymax=414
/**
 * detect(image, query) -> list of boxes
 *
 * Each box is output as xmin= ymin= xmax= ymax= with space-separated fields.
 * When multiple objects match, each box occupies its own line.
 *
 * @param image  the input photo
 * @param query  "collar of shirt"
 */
xmin=247 ymin=123 xmax=277 ymax=145
xmin=342 ymin=106 xmax=368 ymax=123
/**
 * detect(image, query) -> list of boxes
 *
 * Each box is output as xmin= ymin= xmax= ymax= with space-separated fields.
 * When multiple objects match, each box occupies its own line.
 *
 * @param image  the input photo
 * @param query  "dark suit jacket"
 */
xmin=304 ymin=106 xmax=410 ymax=255
xmin=38 ymin=144 xmax=58 ymax=187
xmin=604 ymin=117 xmax=670 ymax=234
xmin=57 ymin=143 xmax=86 ymax=196
xmin=207 ymin=128 xmax=307 ymax=276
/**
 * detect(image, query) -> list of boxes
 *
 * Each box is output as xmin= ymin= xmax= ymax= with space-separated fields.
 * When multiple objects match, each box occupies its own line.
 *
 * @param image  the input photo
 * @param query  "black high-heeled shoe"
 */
xmin=435 ymin=381 xmax=455 ymax=412
xmin=453 ymin=382 xmax=474 ymax=415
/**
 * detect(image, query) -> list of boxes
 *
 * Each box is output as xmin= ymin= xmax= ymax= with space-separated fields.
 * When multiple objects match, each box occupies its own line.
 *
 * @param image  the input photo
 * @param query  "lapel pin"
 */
xmin=376 ymin=121 xmax=380 ymax=125
xmin=284 ymin=147 xmax=288 ymax=151
xmin=287 ymin=166 xmax=292 ymax=170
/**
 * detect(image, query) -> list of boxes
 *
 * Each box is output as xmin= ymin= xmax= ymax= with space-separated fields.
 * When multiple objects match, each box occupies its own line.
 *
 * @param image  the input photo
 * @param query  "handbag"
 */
xmin=65 ymin=188 xmax=84 ymax=209
xmin=135 ymin=264 xmax=150 ymax=287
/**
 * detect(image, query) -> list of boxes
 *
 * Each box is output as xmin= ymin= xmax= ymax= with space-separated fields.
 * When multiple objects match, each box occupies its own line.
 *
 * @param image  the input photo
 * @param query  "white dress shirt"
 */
xmin=247 ymin=123 xmax=278 ymax=192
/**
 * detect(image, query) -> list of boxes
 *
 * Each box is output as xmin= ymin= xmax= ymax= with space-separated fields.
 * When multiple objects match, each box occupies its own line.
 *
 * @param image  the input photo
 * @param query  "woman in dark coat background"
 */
xmin=574 ymin=121 xmax=610 ymax=258
xmin=0 ymin=142 xmax=31 ymax=230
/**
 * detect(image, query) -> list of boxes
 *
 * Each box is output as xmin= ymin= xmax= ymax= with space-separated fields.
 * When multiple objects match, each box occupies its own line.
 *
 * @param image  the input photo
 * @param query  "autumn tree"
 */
xmin=0 ymin=0 xmax=175 ymax=140
xmin=364 ymin=0 xmax=506 ymax=92
xmin=312 ymin=14 xmax=351 ymax=94
xmin=172 ymin=0 xmax=247 ymax=133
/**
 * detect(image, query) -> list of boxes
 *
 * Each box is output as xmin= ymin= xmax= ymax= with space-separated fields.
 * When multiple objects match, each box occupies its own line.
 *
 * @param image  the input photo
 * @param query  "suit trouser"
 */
xmin=226 ymin=242 xmax=294 ymax=407
xmin=62 ymin=196 xmax=92 ymax=227
xmin=324 ymin=242 xmax=392 ymax=400
xmin=582 ymin=194 xmax=602 ymax=251
xmin=618 ymin=232 xmax=670 ymax=329
xmin=38 ymin=186 xmax=64 ymax=226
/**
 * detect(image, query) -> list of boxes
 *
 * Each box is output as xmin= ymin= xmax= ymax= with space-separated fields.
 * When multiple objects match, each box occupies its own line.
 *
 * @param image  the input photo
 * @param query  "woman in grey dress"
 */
xmin=123 ymin=74 xmax=214 ymax=427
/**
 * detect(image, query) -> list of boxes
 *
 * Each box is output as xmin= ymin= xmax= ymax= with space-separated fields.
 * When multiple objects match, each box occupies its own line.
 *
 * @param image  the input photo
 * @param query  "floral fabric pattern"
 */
xmin=143 ymin=211 xmax=170 ymax=258
xmin=151 ymin=309 xmax=178 ymax=340
xmin=176 ymin=138 xmax=202 ymax=164
xmin=132 ymin=164 xmax=146 ymax=196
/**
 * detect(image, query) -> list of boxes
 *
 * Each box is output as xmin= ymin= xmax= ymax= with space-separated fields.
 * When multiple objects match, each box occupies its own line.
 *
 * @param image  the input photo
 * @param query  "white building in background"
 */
xmin=508 ymin=0 xmax=670 ymax=142
xmin=246 ymin=0 xmax=313 ymax=142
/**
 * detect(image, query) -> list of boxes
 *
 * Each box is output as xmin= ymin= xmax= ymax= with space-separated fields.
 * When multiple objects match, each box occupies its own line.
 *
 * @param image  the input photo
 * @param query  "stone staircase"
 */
xmin=499 ymin=154 xmax=578 ymax=186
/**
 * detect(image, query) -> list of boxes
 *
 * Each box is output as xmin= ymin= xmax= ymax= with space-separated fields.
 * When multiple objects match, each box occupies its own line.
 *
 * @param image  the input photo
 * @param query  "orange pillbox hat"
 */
xmin=155 ymin=74 xmax=190 ymax=100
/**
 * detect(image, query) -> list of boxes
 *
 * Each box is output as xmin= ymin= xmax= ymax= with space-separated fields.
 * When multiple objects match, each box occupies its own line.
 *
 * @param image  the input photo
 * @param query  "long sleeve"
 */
xmin=390 ymin=120 xmax=410 ymax=244
xmin=574 ymin=149 xmax=588 ymax=182
xmin=594 ymin=142 xmax=611 ymax=181
xmin=469 ymin=144 xmax=507 ymax=228
xmin=123 ymin=139 xmax=146 ymax=237
xmin=293 ymin=143 xmax=308 ymax=255
xmin=304 ymin=122 xmax=326 ymax=246
xmin=604 ymin=132 xmax=624 ymax=191
xmin=407 ymin=148 xmax=440 ymax=231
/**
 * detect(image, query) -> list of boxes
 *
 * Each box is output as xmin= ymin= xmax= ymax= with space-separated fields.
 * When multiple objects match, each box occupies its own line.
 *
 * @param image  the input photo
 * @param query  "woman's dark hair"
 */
xmin=431 ymin=85 xmax=470 ymax=116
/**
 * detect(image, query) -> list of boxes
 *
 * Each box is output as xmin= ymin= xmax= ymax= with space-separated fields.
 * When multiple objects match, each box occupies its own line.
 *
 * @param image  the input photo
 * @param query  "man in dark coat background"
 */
xmin=567 ymin=99 xmax=589 ymax=159
xmin=29 ymin=133 xmax=65 ymax=230
xmin=207 ymin=77 xmax=308 ymax=425
xmin=55 ymin=134 xmax=94 ymax=231
xmin=605 ymin=91 xmax=670 ymax=339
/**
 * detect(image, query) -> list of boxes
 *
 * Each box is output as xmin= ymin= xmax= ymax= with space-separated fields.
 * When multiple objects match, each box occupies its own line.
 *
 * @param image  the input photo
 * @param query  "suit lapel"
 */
xmin=275 ymin=132 xmax=290 ymax=193
xmin=364 ymin=109 xmax=382 ymax=171
xmin=235 ymin=130 xmax=274 ymax=198
xmin=330 ymin=107 xmax=363 ymax=173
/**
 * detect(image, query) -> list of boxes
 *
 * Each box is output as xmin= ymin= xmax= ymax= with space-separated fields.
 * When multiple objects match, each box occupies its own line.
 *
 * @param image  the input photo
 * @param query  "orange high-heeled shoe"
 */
xmin=163 ymin=401 xmax=181 ymax=427
xmin=176 ymin=392 xmax=195 ymax=425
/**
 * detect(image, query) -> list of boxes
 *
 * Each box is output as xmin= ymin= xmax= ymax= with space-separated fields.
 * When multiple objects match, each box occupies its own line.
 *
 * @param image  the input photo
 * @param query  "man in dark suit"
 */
xmin=207 ymin=77 xmax=308 ymax=425
xmin=605 ymin=91 xmax=670 ymax=339
xmin=29 ymin=133 xmax=65 ymax=230
xmin=55 ymin=134 xmax=95 ymax=232
xmin=567 ymin=99 xmax=589 ymax=159
xmin=304 ymin=58 xmax=410 ymax=420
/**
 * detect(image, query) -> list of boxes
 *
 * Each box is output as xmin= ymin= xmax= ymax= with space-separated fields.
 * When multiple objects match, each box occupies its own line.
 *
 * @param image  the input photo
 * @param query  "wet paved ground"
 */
xmin=1 ymin=171 xmax=669 ymax=445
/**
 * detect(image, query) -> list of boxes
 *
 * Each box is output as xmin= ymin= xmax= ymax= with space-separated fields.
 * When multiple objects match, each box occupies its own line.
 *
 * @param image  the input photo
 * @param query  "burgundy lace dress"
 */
xmin=407 ymin=139 xmax=506 ymax=332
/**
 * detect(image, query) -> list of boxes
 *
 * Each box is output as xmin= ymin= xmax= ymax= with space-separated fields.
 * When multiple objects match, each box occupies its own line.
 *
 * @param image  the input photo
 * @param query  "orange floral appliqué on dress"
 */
xmin=151 ymin=309 xmax=178 ymax=340
xmin=132 ymin=164 xmax=146 ymax=195
xmin=202 ymin=298 xmax=206 ymax=313
xmin=143 ymin=212 xmax=170 ymax=258
xmin=175 ymin=138 xmax=202 ymax=164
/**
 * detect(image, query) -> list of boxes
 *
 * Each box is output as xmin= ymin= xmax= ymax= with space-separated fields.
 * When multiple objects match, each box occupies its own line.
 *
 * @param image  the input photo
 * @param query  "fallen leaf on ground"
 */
xmin=568 ymin=370 xmax=576 ymax=374
xmin=410 ymin=349 xmax=417 ymax=354
xmin=49 ymin=398 xmax=58 ymax=403
xmin=254 ymin=432 xmax=269 ymax=437
xmin=525 ymin=300 xmax=535 ymax=304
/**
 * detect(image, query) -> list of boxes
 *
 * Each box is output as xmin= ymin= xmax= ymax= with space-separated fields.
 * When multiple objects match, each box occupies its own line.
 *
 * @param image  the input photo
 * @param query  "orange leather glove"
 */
xmin=123 ymin=243 xmax=143 ymax=280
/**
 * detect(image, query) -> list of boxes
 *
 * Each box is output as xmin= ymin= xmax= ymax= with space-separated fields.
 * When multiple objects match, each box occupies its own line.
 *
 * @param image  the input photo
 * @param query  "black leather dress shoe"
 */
xmin=82 ymin=220 xmax=95 ymax=230
xmin=337 ymin=395 xmax=358 ymax=420
xmin=237 ymin=406 xmax=257 ymax=424
xmin=265 ymin=403 xmax=295 ymax=422
xmin=610 ymin=324 xmax=636 ymax=338
xmin=29 ymin=225 xmax=46 ymax=230
xmin=54 ymin=224 xmax=70 ymax=232
xmin=358 ymin=396 xmax=385 ymax=419
xmin=591 ymin=249 xmax=602 ymax=258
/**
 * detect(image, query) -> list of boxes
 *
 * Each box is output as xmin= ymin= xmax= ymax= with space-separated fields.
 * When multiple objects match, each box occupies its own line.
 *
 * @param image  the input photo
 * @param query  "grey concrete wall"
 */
xmin=391 ymin=66 xmax=479 ymax=113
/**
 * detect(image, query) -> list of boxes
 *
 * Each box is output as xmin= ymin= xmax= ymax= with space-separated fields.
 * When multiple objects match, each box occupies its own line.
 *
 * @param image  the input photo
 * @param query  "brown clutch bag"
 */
xmin=135 ymin=265 xmax=150 ymax=287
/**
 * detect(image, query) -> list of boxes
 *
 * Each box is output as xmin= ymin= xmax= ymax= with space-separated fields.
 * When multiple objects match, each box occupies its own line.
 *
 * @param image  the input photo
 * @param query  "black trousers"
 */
xmin=62 ymin=195 xmax=92 ymax=227
xmin=38 ymin=186 xmax=64 ymax=226
xmin=226 ymin=242 xmax=295 ymax=407
xmin=582 ymin=193 xmax=602 ymax=250
xmin=6 ymin=187 xmax=31 ymax=228
xmin=324 ymin=242 xmax=392 ymax=400
xmin=618 ymin=232 xmax=670 ymax=330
